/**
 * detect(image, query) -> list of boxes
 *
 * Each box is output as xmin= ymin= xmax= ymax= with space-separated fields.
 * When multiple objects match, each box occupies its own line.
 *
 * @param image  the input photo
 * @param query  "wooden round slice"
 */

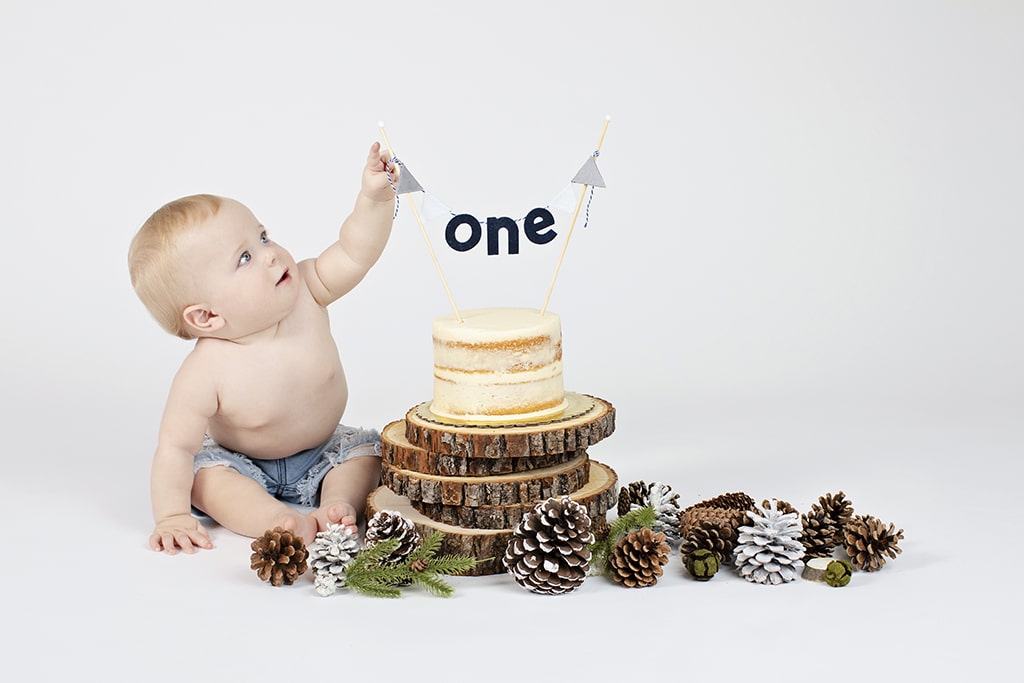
xmin=367 ymin=460 xmax=618 ymax=576
xmin=403 ymin=393 xmax=615 ymax=458
xmin=409 ymin=460 xmax=619 ymax=529
xmin=381 ymin=452 xmax=590 ymax=507
xmin=381 ymin=420 xmax=581 ymax=476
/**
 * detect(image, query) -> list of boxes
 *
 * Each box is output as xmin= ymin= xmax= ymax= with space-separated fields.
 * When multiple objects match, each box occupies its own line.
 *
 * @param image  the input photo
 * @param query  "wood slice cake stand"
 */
xmin=368 ymin=393 xmax=619 ymax=576
xmin=367 ymin=461 xmax=618 ymax=576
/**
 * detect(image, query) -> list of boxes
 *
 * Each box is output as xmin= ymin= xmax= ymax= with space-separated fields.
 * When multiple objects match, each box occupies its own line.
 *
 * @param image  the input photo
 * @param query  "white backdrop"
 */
xmin=2 ymin=1 xmax=1021 ymax=678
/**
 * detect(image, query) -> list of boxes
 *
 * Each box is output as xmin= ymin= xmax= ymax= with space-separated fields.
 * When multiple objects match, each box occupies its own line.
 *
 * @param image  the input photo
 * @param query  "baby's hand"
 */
xmin=150 ymin=514 xmax=214 ymax=555
xmin=360 ymin=141 xmax=398 ymax=204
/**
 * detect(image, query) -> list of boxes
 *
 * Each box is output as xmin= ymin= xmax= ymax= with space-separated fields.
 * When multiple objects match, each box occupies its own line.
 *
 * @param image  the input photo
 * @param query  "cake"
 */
xmin=430 ymin=307 xmax=568 ymax=423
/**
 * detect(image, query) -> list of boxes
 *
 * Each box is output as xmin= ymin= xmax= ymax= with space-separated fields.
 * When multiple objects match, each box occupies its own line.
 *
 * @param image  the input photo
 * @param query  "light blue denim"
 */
xmin=193 ymin=424 xmax=381 ymax=507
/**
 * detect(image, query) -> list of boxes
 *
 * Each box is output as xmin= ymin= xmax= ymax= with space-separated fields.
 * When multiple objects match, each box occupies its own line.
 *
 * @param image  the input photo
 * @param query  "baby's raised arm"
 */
xmin=149 ymin=355 xmax=217 ymax=554
xmin=303 ymin=142 xmax=396 ymax=307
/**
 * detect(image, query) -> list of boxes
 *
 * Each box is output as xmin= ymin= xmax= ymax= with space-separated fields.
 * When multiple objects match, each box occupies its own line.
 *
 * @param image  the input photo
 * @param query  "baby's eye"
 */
xmin=238 ymin=251 xmax=251 ymax=266
xmin=260 ymin=231 xmax=269 ymax=244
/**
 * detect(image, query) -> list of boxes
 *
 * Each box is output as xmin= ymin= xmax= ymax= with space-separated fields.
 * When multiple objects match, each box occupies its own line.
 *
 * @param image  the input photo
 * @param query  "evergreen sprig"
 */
xmin=340 ymin=531 xmax=481 ymax=598
xmin=589 ymin=505 xmax=658 ymax=575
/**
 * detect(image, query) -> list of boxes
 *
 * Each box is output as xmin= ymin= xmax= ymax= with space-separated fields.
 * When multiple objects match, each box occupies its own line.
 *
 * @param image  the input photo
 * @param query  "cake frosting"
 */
xmin=430 ymin=307 xmax=567 ymax=423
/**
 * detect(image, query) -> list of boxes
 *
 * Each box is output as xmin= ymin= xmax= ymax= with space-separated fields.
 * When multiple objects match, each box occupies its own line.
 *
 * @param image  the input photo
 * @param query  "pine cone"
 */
xmin=691 ymin=491 xmax=756 ymax=512
xmin=819 ymin=491 xmax=854 ymax=527
xmin=733 ymin=503 xmax=805 ymax=585
xmin=685 ymin=548 xmax=720 ymax=581
xmin=503 ymin=496 xmax=595 ymax=595
xmin=591 ymin=515 xmax=611 ymax=545
xmin=843 ymin=515 xmax=904 ymax=571
xmin=762 ymin=498 xmax=797 ymax=515
xmin=800 ymin=491 xmax=855 ymax=558
xmin=679 ymin=520 xmax=737 ymax=566
xmin=365 ymin=510 xmax=422 ymax=565
xmin=679 ymin=506 xmax=747 ymax=539
xmin=617 ymin=480 xmax=682 ymax=543
xmin=608 ymin=527 xmax=670 ymax=588
xmin=308 ymin=524 xmax=361 ymax=596
xmin=250 ymin=527 xmax=309 ymax=587
xmin=617 ymin=481 xmax=651 ymax=516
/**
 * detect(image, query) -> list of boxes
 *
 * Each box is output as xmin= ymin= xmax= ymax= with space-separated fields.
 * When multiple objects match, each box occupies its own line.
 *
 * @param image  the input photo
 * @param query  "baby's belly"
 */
xmin=209 ymin=378 xmax=349 ymax=459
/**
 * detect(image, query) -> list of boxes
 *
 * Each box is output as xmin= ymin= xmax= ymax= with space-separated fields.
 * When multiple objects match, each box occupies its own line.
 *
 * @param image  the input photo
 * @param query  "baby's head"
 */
xmin=130 ymin=194 xmax=223 ymax=339
xmin=130 ymin=194 xmax=299 ymax=341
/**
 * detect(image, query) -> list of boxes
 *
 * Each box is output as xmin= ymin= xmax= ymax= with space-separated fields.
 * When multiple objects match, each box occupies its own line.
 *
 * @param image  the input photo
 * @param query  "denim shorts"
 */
xmin=193 ymin=424 xmax=381 ymax=507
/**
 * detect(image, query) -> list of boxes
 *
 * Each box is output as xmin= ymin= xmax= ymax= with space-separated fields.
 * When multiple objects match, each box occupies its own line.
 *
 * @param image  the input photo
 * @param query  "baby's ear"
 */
xmin=182 ymin=305 xmax=224 ymax=335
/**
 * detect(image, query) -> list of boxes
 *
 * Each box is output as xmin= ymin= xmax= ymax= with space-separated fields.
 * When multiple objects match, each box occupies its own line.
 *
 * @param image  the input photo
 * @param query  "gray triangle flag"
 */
xmin=571 ymin=155 xmax=606 ymax=188
xmin=396 ymin=162 xmax=424 ymax=194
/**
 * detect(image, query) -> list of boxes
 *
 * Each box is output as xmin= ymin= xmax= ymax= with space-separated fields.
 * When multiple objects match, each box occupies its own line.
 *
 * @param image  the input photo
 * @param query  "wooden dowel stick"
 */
xmin=379 ymin=123 xmax=462 ymax=322
xmin=540 ymin=116 xmax=610 ymax=316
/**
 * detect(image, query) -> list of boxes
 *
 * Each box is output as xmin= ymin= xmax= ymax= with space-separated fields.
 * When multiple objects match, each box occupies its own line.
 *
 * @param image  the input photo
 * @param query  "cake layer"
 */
xmin=430 ymin=307 xmax=566 ymax=422
xmin=381 ymin=419 xmax=580 ymax=476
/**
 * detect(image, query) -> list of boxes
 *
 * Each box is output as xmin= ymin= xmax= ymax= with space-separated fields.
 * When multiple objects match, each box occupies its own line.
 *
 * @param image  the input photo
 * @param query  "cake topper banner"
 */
xmin=387 ymin=152 xmax=605 ymax=257
xmin=378 ymin=117 xmax=610 ymax=320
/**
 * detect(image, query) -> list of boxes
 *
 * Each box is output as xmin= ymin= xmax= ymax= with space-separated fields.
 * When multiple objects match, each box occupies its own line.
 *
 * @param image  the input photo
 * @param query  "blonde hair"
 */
xmin=129 ymin=194 xmax=223 ymax=339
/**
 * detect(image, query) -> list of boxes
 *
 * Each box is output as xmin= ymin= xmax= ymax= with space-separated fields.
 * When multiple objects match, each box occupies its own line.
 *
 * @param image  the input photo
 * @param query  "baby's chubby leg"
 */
xmin=313 ymin=456 xmax=383 ymax=535
xmin=192 ymin=465 xmax=319 ymax=544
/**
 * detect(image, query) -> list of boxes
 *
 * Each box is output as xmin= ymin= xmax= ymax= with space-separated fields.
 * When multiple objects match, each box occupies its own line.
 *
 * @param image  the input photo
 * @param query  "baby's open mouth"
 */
xmin=276 ymin=269 xmax=290 ymax=286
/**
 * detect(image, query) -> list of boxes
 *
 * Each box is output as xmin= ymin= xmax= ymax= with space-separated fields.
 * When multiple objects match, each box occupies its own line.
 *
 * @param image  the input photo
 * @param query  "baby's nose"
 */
xmin=264 ymin=248 xmax=278 ymax=266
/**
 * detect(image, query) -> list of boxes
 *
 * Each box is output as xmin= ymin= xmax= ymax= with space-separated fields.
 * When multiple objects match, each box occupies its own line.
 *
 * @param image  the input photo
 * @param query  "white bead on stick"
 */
xmin=378 ymin=122 xmax=463 ymax=323
xmin=540 ymin=116 xmax=611 ymax=316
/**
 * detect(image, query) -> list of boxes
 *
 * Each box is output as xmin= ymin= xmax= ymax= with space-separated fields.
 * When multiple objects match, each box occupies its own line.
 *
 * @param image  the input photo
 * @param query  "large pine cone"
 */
xmin=679 ymin=520 xmax=738 ymax=566
xmin=690 ymin=491 xmax=756 ymax=512
xmin=365 ymin=510 xmax=422 ymax=565
xmin=733 ymin=504 xmax=805 ymax=585
xmin=843 ymin=514 xmax=904 ymax=571
xmin=617 ymin=480 xmax=682 ymax=544
xmin=608 ymin=527 xmax=670 ymax=588
xmin=503 ymin=496 xmax=594 ymax=595
xmin=679 ymin=506 xmax=747 ymax=540
xmin=250 ymin=527 xmax=309 ymax=587
xmin=308 ymin=524 xmax=361 ymax=596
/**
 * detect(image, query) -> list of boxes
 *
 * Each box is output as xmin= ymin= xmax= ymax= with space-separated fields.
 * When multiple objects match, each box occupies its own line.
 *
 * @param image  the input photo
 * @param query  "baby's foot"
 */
xmin=312 ymin=500 xmax=359 ymax=536
xmin=271 ymin=509 xmax=319 ymax=546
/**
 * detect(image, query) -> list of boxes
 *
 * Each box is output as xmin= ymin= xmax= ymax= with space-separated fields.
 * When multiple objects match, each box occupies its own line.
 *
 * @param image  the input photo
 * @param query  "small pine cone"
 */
xmin=503 ymin=496 xmax=594 ymax=595
xmin=365 ymin=510 xmax=422 ymax=565
xmin=308 ymin=524 xmax=361 ymax=596
xmin=762 ymin=498 xmax=797 ymax=515
xmin=679 ymin=506 xmax=747 ymax=539
xmin=799 ymin=509 xmax=841 ymax=559
xmin=680 ymin=520 xmax=737 ymax=566
xmin=250 ymin=527 xmax=309 ymax=587
xmin=843 ymin=515 xmax=904 ymax=571
xmin=691 ymin=491 xmax=756 ymax=512
xmin=685 ymin=548 xmax=720 ymax=581
xmin=617 ymin=480 xmax=682 ymax=543
xmin=617 ymin=481 xmax=651 ymax=516
xmin=608 ymin=527 xmax=671 ymax=588
xmin=819 ymin=491 xmax=854 ymax=528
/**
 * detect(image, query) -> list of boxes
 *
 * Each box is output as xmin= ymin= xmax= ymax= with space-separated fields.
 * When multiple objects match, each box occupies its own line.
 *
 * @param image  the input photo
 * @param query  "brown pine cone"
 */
xmin=800 ymin=508 xmax=841 ymax=559
xmin=608 ymin=527 xmax=671 ymax=588
xmin=617 ymin=481 xmax=652 ymax=516
xmin=503 ymin=496 xmax=594 ymax=595
xmin=250 ymin=527 xmax=309 ymax=586
xmin=690 ymin=491 xmax=755 ymax=511
xmin=679 ymin=506 xmax=747 ymax=539
xmin=679 ymin=520 xmax=738 ymax=566
xmin=819 ymin=491 xmax=854 ymax=528
xmin=762 ymin=498 xmax=797 ymax=515
xmin=843 ymin=515 xmax=904 ymax=571
xmin=591 ymin=515 xmax=611 ymax=545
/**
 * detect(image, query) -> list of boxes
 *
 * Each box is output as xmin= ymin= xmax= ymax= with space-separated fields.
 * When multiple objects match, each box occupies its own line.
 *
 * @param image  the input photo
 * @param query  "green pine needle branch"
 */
xmin=341 ymin=531 xmax=483 ymax=598
xmin=589 ymin=505 xmax=657 ymax=575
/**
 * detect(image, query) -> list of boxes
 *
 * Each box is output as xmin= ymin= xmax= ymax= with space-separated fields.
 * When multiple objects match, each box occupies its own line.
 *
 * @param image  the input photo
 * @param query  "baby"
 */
xmin=129 ymin=144 xmax=395 ymax=554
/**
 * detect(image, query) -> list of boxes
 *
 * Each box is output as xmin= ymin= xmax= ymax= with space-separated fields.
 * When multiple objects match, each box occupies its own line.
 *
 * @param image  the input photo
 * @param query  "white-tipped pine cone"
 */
xmin=618 ymin=480 xmax=683 ymax=544
xmin=733 ymin=502 xmax=805 ymax=585
xmin=503 ymin=496 xmax=595 ymax=595
xmin=365 ymin=510 xmax=422 ymax=565
xmin=308 ymin=524 xmax=361 ymax=596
